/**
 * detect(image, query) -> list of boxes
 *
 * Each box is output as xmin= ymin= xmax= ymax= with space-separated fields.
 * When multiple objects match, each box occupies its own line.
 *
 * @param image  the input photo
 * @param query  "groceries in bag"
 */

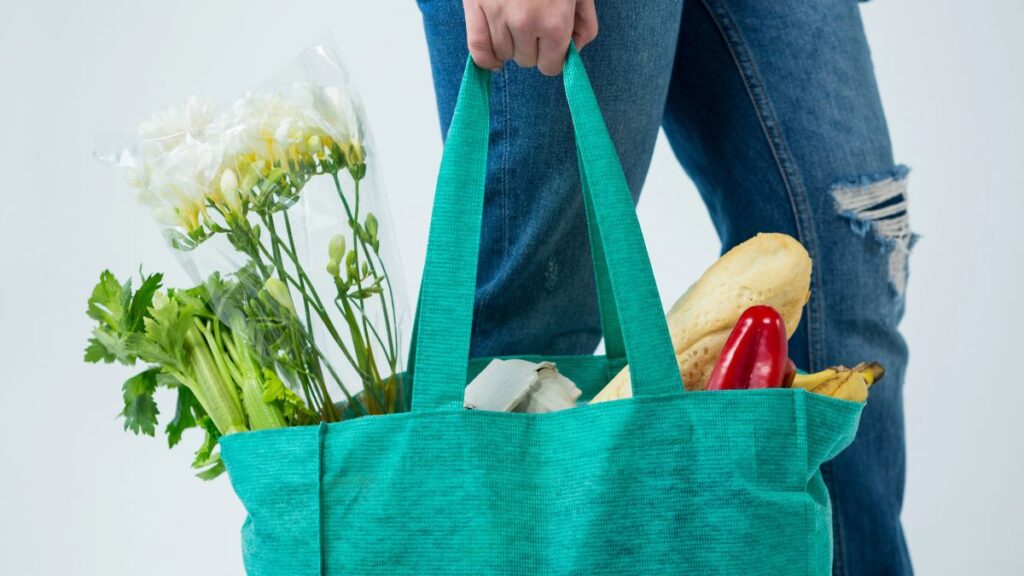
xmin=592 ymin=232 xmax=884 ymax=403
xmin=464 ymin=232 xmax=885 ymax=413
xmin=464 ymin=359 xmax=582 ymax=413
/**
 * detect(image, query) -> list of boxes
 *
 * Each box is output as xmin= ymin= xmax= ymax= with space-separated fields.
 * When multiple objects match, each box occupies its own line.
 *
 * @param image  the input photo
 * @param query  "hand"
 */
xmin=464 ymin=0 xmax=598 ymax=76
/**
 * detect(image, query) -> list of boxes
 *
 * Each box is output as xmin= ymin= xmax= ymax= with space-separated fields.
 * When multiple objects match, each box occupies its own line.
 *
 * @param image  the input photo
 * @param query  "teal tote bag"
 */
xmin=221 ymin=47 xmax=864 ymax=575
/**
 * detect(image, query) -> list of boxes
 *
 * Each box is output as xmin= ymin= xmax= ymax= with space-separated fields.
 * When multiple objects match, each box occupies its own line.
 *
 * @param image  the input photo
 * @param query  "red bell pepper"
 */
xmin=706 ymin=305 xmax=789 ymax=391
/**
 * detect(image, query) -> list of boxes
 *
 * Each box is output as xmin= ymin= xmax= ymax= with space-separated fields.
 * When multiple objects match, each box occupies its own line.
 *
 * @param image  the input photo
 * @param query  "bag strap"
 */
xmin=411 ymin=46 xmax=682 ymax=412
xmin=405 ymin=149 xmax=625 ymax=394
xmin=580 ymin=152 xmax=626 ymax=366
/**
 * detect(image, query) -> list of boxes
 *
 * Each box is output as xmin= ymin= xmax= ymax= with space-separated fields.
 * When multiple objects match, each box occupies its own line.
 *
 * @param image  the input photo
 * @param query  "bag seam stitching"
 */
xmin=317 ymin=421 xmax=328 ymax=576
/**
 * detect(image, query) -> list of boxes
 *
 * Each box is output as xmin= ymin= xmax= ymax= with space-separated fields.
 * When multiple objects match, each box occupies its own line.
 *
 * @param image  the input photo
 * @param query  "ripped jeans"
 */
xmin=419 ymin=0 xmax=913 ymax=573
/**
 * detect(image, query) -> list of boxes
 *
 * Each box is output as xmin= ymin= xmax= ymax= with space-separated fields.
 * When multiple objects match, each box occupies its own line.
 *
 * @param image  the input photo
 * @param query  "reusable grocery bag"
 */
xmin=220 ymin=47 xmax=864 ymax=575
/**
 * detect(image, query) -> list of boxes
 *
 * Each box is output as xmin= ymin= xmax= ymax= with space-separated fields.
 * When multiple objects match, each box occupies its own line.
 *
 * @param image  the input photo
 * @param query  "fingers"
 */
xmin=489 ymin=20 xmax=514 ymax=64
xmin=464 ymin=1 xmax=502 ymax=70
xmin=512 ymin=32 xmax=540 ymax=70
xmin=511 ymin=4 xmax=571 ymax=75
xmin=573 ymin=0 xmax=599 ymax=50
xmin=538 ymin=34 xmax=570 ymax=76
xmin=467 ymin=0 xmax=589 ymax=76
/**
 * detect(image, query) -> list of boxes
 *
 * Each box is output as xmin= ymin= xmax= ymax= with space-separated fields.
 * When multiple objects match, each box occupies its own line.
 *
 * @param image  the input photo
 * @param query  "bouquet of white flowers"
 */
xmin=86 ymin=38 xmax=409 ymax=479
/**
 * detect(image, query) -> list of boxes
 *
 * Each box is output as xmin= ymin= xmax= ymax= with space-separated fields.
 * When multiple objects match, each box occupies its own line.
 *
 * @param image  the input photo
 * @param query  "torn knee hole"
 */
xmin=830 ymin=166 xmax=916 ymax=295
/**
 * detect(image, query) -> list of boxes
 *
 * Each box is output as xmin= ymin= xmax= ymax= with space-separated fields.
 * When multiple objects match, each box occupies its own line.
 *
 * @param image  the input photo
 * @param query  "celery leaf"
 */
xmin=121 ymin=368 xmax=160 ymax=436
xmin=192 ymin=415 xmax=225 ymax=480
xmin=167 ymin=385 xmax=203 ymax=449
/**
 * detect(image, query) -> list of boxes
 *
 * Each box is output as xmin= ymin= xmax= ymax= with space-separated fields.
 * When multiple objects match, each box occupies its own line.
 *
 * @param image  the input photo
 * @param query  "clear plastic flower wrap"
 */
xmin=90 ymin=37 xmax=410 ymax=477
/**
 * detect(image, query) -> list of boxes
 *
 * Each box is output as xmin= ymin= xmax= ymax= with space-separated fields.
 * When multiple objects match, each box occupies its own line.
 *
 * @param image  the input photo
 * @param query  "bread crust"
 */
xmin=591 ymin=233 xmax=812 ymax=402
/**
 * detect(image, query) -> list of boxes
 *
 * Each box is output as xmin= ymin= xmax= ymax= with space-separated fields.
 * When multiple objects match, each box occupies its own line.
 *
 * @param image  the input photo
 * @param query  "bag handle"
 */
xmin=411 ymin=46 xmax=683 ymax=412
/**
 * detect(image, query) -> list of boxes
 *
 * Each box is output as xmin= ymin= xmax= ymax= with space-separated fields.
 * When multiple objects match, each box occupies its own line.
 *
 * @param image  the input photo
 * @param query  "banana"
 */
xmin=851 ymin=362 xmax=885 ymax=387
xmin=791 ymin=362 xmax=885 ymax=402
xmin=790 ymin=368 xmax=840 ymax=389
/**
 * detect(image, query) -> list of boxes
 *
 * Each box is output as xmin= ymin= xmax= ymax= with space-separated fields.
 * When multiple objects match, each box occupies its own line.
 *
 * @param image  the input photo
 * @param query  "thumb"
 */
xmin=465 ymin=2 xmax=502 ymax=70
xmin=572 ymin=0 xmax=599 ymax=49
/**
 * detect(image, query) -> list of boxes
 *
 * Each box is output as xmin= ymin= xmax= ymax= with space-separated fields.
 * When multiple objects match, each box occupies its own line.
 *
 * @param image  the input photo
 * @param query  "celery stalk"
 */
xmin=183 ymin=323 xmax=247 ymax=435
xmin=226 ymin=333 xmax=287 ymax=430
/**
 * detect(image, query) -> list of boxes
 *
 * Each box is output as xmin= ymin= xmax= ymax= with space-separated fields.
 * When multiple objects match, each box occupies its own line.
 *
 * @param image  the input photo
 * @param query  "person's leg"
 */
xmin=418 ymin=0 xmax=684 ymax=357
xmin=662 ymin=0 xmax=913 ymax=573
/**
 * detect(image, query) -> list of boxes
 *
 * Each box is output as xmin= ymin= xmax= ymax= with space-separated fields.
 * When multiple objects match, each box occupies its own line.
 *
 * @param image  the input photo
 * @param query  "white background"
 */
xmin=1 ymin=1 xmax=1021 ymax=574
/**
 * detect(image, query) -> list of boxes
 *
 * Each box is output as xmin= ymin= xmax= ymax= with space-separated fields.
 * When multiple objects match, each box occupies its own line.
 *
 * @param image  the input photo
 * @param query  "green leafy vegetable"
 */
xmin=167 ymin=385 xmax=203 ymax=449
xmin=85 ymin=270 xmax=163 ymax=364
xmin=121 ymin=368 xmax=160 ymax=436
xmin=84 ymin=269 xmax=309 ymax=480
xmin=193 ymin=416 xmax=225 ymax=481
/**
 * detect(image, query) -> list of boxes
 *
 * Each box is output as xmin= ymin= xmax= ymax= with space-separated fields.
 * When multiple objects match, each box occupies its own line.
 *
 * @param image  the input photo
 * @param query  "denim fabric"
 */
xmin=419 ymin=1 xmax=913 ymax=574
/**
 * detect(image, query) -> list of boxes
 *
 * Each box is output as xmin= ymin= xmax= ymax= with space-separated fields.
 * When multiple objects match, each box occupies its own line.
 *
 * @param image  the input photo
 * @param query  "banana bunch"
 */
xmin=791 ymin=362 xmax=885 ymax=402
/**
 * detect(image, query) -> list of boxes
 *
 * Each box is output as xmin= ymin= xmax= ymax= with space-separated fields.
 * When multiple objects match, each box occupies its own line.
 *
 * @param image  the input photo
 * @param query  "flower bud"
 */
xmin=328 ymin=141 xmax=344 ymax=167
xmin=346 ymin=249 xmax=358 ymax=279
xmin=347 ymin=143 xmax=365 ymax=167
xmin=220 ymin=169 xmax=242 ymax=213
xmin=265 ymin=167 xmax=285 ymax=185
xmin=264 ymin=278 xmax=295 ymax=314
xmin=326 ymin=260 xmax=340 ymax=277
xmin=364 ymin=213 xmax=378 ymax=242
xmin=240 ymin=163 xmax=260 ymax=196
xmin=328 ymin=234 xmax=346 ymax=264
xmin=307 ymin=135 xmax=323 ymax=155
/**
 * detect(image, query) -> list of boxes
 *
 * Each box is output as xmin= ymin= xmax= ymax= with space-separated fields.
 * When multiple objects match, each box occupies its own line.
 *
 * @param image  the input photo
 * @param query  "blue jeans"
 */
xmin=419 ymin=1 xmax=913 ymax=574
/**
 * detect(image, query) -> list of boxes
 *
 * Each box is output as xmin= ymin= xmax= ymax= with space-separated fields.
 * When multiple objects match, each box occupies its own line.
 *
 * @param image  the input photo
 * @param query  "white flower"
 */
xmin=210 ymin=82 xmax=363 ymax=167
xmin=290 ymin=82 xmax=362 ymax=148
xmin=136 ymin=140 xmax=223 ymax=232
xmin=126 ymin=82 xmax=364 ymax=234
xmin=215 ymin=92 xmax=301 ymax=162
xmin=219 ymin=169 xmax=242 ymax=214
xmin=138 ymin=97 xmax=216 ymax=155
xmin=129 ymin=97 xmax=224 ymax=233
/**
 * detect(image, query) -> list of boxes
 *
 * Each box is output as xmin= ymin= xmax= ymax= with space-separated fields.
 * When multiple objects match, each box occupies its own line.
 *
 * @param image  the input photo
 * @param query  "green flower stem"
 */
xmin=197 ymin=163 xmax=403 ymax=420
xmin=298 ymin=328 xmax=364 ymax=417
xmin=270 ymin=208 xmax=333 ymax=414
xmin=344 ymin=242 xmax=400 ymax=388
xmin=260 ymin=252 xmax=347 ymax=362
xmin=358 ymin=242 xmax=399 ymax=370
xmin=245 ymin=216 xmax=327 ymax=416
xmin=207 ymin=203 xmax=273 ymax=280
xmin=262 ymin=213 xmax=291 ymax=288
xmin=276 ymin=313 xmax=361 ymax=417
xmin=279 ymin=209 xmax=338 ymax=420
xmin=282 ymin=210 xmax=317 ymax=340
xmin=356 ymin=305 xmax=393 ymax=367
xmin=331 ymin=173 xmax=399 ymax=394
xmin=253 ymin=232 xmax=372 ymax=387
xmin=243 ymin=220 xmax=363 ymax=412
xmin=340 ymin=177 xmax=375 ymax=380
xmin=202 ymin=201 xmax=312 ymax=422
xmin=333 ymin=297 xmax=387 ymax=412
